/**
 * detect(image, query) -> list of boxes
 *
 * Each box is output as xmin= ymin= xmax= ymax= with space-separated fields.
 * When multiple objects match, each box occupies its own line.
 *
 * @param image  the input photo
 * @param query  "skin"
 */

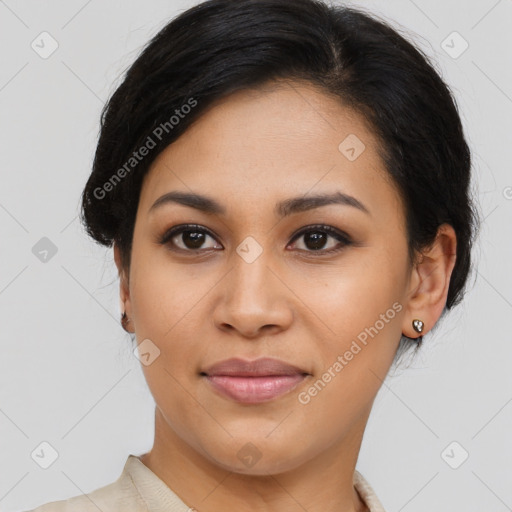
xmin=114 ymin=79 xmax=457 ymax=512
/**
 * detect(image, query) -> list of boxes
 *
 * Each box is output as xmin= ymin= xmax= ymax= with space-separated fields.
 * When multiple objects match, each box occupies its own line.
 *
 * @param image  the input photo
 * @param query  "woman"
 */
xmin=27 ymin=0 xmax=478 ymax=510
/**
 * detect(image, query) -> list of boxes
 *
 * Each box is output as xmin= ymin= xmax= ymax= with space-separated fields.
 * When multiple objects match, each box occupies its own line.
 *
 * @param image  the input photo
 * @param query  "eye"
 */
xmin=288 ymin=224 xmax=352 ymax=254
xmin=158 ymin=223 xmax=353 ymax=255
xmin=159 ymin=224 xmax=222 ymax=252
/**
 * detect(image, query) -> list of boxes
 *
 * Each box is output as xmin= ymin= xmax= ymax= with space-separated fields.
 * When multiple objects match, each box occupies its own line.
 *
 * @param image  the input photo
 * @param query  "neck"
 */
xmin=139 ymin=407 xmax=371 ymax=512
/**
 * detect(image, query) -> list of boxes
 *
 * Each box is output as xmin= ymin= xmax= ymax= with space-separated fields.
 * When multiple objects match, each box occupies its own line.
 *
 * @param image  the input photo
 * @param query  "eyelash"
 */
xmin=158 ymin=223 xmax=353 ymax=256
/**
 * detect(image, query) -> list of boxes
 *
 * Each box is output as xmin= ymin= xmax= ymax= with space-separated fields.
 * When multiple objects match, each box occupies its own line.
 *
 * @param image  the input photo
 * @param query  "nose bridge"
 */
xmin=213 ymin=237 xmax=292 ymax=336
xmin=229 ymin=239 xmax=277 ymax=306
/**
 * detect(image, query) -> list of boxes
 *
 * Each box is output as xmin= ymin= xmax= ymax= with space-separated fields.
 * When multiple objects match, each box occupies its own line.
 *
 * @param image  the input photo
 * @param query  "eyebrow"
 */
xmin=149 ymin=190 xmax=370 ymax=218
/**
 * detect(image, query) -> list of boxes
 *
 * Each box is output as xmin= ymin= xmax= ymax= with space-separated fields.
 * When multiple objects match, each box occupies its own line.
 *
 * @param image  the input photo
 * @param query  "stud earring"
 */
xmin=412 ymin=319 xmax=424 ymax=334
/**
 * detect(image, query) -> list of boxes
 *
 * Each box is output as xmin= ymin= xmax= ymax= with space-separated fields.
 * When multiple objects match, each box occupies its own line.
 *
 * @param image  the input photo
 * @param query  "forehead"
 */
xmin=139 ymin=80 xmax=403 ymax=225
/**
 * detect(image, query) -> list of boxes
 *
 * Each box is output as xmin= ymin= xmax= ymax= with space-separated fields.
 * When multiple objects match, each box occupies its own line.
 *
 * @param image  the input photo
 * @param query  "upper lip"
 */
xmin=201 ymin=357 xmax=309 ymax=377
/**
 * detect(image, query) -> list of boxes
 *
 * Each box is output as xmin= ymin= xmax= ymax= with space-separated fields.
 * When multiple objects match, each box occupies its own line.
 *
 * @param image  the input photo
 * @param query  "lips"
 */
xmin=201 ymin=357 xmax=309 ymax=404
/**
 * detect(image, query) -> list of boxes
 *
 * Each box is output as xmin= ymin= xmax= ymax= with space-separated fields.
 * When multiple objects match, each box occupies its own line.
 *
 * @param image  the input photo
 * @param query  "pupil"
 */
xmin=184 ymin=231 xmax=205 ymax=249
xmin=305 ymin=232 xmax=327 ymax=250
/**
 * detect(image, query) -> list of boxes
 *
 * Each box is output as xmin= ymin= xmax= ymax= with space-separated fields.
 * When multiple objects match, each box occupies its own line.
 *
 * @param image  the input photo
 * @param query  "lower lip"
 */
xmin=205 ymin=374 xmax=306 ymax=404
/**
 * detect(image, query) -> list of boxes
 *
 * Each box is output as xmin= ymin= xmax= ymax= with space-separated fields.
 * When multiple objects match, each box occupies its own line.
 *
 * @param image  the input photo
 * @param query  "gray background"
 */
xmin=1 ymin=0 xmax=511 ymax=510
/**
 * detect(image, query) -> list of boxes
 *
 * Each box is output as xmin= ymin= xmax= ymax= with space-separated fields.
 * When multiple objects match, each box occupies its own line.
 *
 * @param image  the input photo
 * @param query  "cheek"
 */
xmin=315 ymin=257 xmax=403 ymax=324
xmin=129 ymin=249 xmax=212 ymax=340
xmin=293 ymin=275 xmax=404 ymax=434
xmin=131 ymin=265 xmax=206 ymax=431
xmin=131 ymin=275 xmax=203 ymax=371
xmin=307 ymin=258 xmax=405 ymax=373
xmin=129 ymin=259 xmax=208 ymax=405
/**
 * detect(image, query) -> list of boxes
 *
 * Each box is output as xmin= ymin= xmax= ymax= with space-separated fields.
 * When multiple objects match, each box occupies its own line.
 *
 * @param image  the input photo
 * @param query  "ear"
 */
xmin=114 ymin=242 xmax=134 ymax=333
xmin=401 ymin=224 xmax=457 ymax=338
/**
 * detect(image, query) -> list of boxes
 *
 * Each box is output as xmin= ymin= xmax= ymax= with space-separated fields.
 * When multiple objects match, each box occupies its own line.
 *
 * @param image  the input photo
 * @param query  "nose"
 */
xmin=212 ymin=248 xmax=294 ymax=339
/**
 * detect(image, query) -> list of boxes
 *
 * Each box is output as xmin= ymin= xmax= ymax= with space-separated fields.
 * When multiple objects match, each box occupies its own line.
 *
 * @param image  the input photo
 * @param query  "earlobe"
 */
xmin=402 ymin=224 xmax=457 ymax=338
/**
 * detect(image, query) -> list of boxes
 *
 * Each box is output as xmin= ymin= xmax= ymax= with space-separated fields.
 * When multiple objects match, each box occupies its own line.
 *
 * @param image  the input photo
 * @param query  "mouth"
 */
xmin=200 ymin=357 xmax=310 ymax=404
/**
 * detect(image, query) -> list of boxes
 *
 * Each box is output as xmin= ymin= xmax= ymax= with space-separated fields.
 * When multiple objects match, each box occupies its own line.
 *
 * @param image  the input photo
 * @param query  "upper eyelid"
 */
xmin=289 ymin=224 xmax=349 ymax=240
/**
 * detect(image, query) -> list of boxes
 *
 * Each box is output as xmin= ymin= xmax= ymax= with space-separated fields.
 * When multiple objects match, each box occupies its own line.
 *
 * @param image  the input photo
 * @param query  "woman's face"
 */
xmin=119 ymin=80 xmax=417 ymax=475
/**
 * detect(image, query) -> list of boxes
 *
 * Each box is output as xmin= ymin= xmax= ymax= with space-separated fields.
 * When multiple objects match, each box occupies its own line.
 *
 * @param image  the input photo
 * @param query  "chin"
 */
xmin=200 ymin=437 xmax=312 ymax=477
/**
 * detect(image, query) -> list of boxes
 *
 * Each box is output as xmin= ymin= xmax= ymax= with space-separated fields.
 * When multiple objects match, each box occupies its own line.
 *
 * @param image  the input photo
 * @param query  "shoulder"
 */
xmin=22 ymin=458 xmax=147 ymax=512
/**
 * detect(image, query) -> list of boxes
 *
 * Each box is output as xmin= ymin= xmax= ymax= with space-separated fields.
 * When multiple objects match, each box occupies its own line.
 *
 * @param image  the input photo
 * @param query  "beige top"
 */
xmin=27 ymin=454 xmax=386 ymax=512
